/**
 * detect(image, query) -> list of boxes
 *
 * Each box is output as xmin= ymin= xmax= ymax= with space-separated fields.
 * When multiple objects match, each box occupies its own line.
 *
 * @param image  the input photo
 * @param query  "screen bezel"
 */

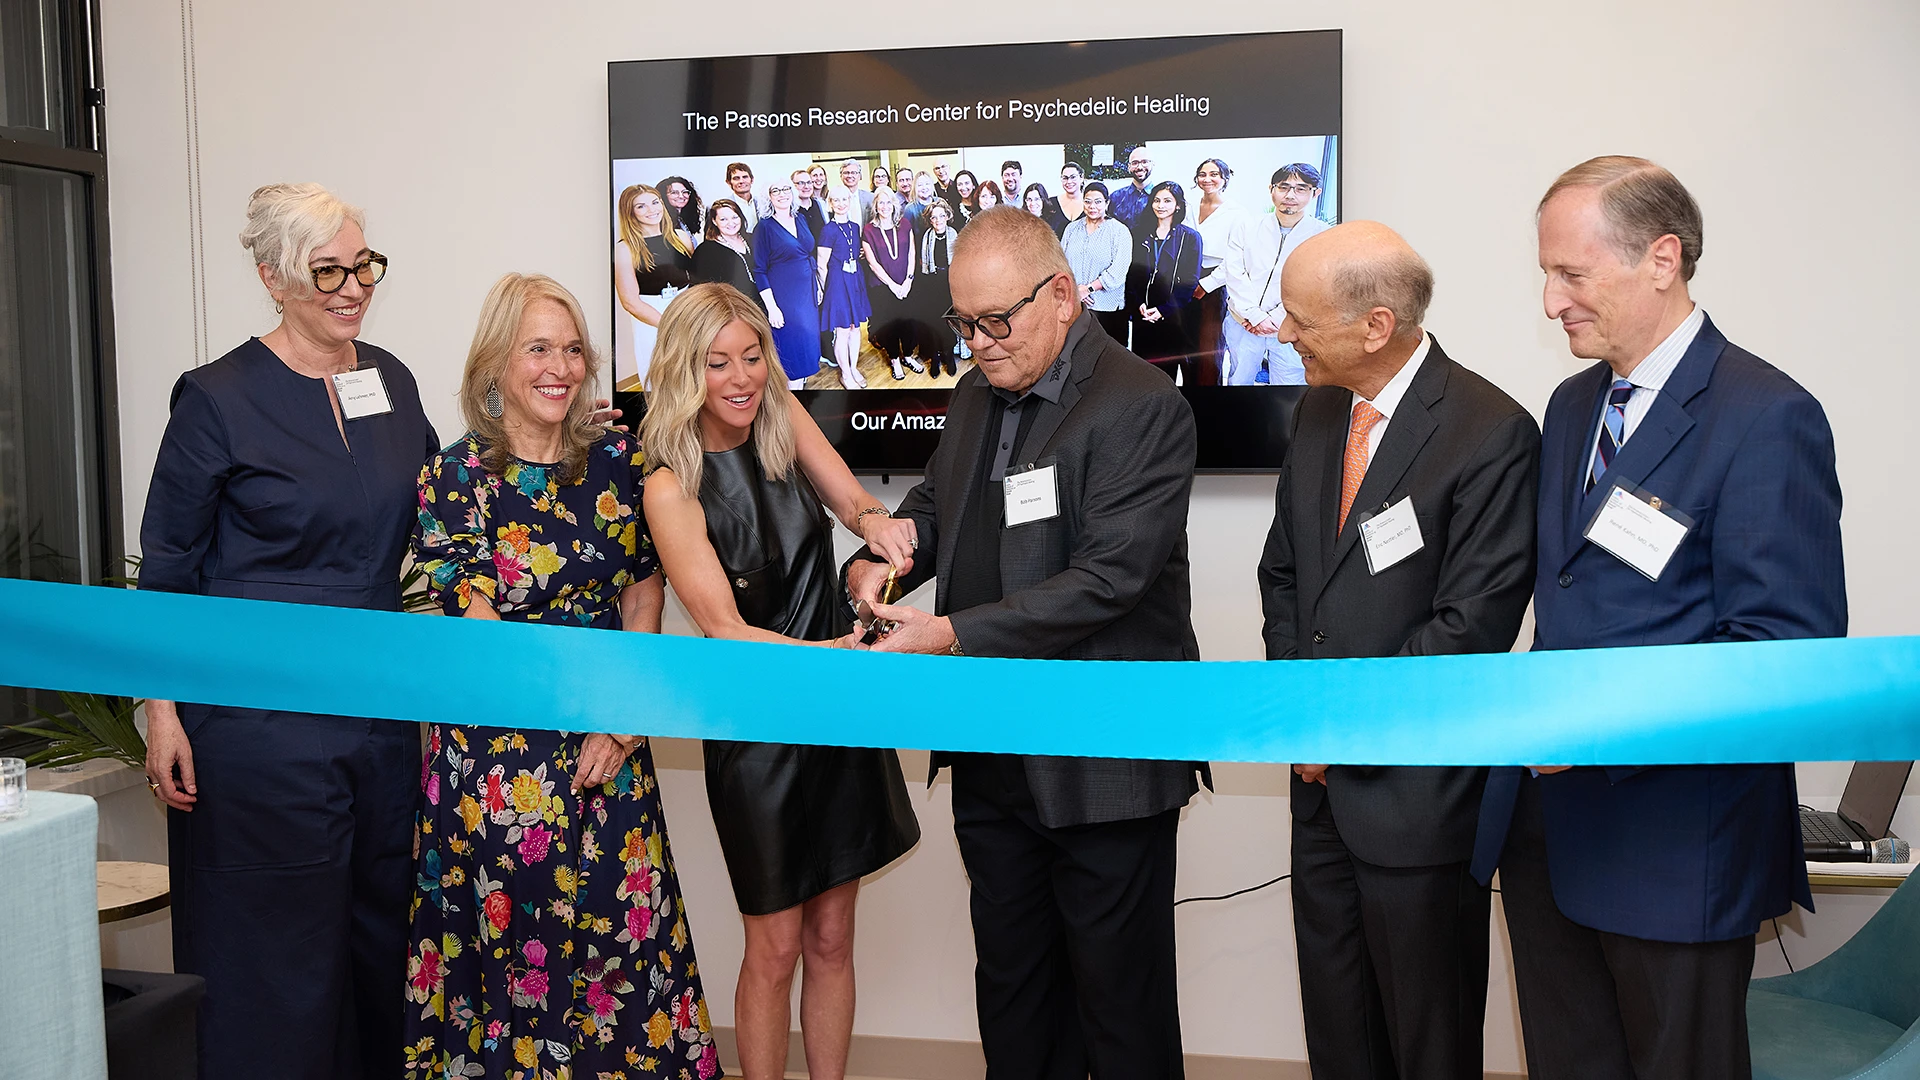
xmin=608 ymin=29 xmax=1342 ymax=474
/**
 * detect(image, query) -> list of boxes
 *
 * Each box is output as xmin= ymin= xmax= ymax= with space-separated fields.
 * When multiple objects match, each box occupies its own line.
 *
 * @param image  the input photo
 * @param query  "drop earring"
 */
xmin=484 ymin=382 xmax=504 ymax=419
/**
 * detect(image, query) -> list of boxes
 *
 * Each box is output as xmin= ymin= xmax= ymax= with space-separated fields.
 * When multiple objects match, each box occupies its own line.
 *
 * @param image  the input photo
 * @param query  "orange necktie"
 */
xmin=1338 ymin=401 xmax=1384 ymax=534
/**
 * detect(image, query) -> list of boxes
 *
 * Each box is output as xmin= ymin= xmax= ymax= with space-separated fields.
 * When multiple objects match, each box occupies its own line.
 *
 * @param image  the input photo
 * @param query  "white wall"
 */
xmin=97 ymin=0 xmax=1920 ymax=1072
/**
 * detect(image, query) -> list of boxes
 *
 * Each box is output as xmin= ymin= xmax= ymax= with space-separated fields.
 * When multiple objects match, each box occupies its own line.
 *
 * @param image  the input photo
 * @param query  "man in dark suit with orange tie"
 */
xmin=1258 ymin=221 xmax=1540 ymax=1080
xmin=1471 ymin=156 xmax=1846 ymax=1080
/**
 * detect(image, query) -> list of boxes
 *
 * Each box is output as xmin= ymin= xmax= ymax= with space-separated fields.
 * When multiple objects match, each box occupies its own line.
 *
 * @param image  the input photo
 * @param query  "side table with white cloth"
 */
xmin=0 ymin=789 xmax=109 ymax=1079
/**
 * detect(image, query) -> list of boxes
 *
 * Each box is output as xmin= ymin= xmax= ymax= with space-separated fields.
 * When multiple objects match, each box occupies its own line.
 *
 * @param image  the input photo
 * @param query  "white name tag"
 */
xmin=1584 ymin=483 xmax=1690 ymax=581
xmin=331 ymin=367 xmax=394 ymax=420
xmin=1358 ymin=496 xmax=1424 ymax=575
xmin=1003 ymin=464 xmax=1059 ymax=528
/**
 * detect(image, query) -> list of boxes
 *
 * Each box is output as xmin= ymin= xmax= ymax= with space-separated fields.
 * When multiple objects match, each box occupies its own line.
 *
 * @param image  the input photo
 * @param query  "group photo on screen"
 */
xmin=609 ymin=134 xmax=1339 ymax=394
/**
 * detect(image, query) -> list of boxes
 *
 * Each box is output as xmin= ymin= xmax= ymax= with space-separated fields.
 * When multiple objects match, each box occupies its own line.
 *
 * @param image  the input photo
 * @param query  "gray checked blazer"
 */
xmin=852 ymin=315 xmax=1204 ymax=829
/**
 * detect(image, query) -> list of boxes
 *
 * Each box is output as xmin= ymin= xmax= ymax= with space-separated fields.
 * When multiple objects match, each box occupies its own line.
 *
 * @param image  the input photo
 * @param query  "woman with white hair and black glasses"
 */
xmin=138 ymin=182 xmax=437 ymax=1078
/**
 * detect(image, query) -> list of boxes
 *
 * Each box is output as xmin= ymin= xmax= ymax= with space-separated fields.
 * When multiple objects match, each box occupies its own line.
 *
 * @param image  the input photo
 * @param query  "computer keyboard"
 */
xmin=1800 ymin=809 xmax=1862 ymax=846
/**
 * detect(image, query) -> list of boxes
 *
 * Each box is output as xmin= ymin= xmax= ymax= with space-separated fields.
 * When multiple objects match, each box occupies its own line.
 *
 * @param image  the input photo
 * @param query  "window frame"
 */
xmin=0 ymin=0 xmax=122 ymax=586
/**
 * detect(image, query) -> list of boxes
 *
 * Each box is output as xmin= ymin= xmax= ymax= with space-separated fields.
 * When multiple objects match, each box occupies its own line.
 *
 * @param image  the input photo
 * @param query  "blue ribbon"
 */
xmin=2 ymin=577 xmax=1918 ymax=765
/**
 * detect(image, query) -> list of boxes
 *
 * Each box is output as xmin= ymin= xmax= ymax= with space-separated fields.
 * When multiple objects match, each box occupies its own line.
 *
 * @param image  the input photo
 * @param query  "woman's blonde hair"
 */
xmin=618 ymin=183 xmax=693 ymax=274
xmin=238 ymin=183 xmax=366 ymax=300
xmin=458 ymin=273 xmax=603 ymax=484
xmin=640 ymin=282 xmax=797 ymax=498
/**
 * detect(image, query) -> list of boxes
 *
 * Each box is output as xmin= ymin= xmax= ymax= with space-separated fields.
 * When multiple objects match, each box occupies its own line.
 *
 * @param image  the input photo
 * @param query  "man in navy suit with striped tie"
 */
xmin=1470 ymin=156 xmax=1847 ymax=1080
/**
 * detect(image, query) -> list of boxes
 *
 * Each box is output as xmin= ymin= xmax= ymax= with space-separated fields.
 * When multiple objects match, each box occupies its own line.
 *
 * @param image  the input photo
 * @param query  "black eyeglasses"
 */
xmin=311 ymin=253 xmax=388 ymax=294
xmin=944 ymin=274 xmax=1058 ymax=341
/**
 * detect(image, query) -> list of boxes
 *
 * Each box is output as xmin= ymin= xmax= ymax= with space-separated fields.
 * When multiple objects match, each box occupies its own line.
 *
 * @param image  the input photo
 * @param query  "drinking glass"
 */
xmin=0 ymin=757 xmax=26 ymax=821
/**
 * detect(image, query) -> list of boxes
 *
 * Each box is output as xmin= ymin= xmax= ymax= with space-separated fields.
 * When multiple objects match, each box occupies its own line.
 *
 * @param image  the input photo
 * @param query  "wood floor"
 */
xmin=800 ymin=325 xmax=972 ymax=391
xmin=620 ymin=325 xmax=973 ymax=393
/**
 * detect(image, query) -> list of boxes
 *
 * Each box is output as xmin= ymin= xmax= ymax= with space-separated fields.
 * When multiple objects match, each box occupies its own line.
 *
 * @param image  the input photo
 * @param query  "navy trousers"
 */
xmin=168 ymin=707 xmax=418 ymax=1079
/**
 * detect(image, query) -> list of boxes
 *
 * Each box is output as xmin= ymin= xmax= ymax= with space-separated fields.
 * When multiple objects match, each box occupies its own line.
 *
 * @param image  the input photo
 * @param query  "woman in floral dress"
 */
xmin=403 ymin=272 xmax=719 ymax=1080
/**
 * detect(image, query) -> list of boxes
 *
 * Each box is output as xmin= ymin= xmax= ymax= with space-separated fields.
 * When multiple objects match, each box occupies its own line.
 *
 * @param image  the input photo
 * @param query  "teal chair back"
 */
xmin=1749 ymin=872 xmax=1920 ymax=1080
xmin=1756 ymin=873 xmax=1920 ymax=1028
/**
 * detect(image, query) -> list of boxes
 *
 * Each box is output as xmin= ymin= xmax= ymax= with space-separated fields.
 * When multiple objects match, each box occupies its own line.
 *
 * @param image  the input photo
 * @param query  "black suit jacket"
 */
xmin=858 ymin=315 xmax=1204 ymax=828
xmin=1258 ymin=338 xmax=1539 ymax=866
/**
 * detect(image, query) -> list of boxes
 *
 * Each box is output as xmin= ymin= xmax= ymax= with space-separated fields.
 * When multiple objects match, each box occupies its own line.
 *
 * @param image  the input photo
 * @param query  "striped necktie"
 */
xmin=1587 ymin=378 xmax=1634 ymax=493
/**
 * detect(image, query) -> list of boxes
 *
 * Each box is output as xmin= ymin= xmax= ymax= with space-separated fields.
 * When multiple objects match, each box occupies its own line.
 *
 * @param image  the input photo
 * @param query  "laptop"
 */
xmin=1800 ymin=761 xmax=1912 ymax=860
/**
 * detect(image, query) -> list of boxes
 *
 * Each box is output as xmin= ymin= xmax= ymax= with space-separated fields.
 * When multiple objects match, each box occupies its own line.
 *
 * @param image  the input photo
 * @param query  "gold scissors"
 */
xmin=855 ymin=567 xmax=901 ymax=644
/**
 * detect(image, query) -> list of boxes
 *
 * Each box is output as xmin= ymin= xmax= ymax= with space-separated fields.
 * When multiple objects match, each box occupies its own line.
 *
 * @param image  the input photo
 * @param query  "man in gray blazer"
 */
xmin=851 ymin=206 xmax=1203 ymax=1080
xmin=1257 ymin=222 xmax=1539 ymax=1080
xmin=839 ymin=157 xmax=875 ymax=225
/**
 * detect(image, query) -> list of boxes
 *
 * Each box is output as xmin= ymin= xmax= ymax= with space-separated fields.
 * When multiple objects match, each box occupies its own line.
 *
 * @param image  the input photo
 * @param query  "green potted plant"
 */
xmin=10 ymin=691 xmax=147 ymax=770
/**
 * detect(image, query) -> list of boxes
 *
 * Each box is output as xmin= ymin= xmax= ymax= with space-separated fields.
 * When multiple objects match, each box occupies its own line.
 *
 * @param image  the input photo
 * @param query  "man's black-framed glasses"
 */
xmin=311 ymin=253 xmax=388 ymax=294
xmin=944 ymin=274 xmax=1058 ymax=341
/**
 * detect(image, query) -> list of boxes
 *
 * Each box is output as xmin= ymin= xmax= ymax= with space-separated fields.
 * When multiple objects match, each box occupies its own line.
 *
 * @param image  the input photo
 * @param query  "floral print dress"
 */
xmin=404 ymin=430 xmax=720 ymax=1080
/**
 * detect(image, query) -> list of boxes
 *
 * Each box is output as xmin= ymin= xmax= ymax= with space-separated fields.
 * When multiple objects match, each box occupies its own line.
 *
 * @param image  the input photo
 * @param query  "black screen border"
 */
xmin=608 ymin=29 xmax=1342 ymax=475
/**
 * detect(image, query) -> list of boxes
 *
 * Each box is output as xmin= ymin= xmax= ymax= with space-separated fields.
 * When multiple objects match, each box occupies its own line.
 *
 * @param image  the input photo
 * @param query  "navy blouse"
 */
xmin=139 ymin=337 xmax=438 ymax=612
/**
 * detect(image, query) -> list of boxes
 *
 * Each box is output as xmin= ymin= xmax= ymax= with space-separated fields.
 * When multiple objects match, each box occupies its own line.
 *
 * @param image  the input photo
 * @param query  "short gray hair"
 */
xmin=1332 ymin=247 xmax=1433 ymax=339
xmin=1540 ymin=156 xmax=1703 ymax=281
xmin=238 ymin=183 xmax=366 ymax=298
xmin=952 ymin=206 xmax=1070 ymax=280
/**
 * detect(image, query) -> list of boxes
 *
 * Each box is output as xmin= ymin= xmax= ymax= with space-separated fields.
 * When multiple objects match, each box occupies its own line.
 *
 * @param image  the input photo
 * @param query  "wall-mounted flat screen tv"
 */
xmin=608 ymin=30 xmax=1341 ymax=472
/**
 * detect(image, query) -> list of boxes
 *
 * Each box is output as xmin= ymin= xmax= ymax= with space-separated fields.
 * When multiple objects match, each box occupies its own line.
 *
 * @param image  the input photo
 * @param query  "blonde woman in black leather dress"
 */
xmin=639 ymin=282 xmax=921 ymax=1080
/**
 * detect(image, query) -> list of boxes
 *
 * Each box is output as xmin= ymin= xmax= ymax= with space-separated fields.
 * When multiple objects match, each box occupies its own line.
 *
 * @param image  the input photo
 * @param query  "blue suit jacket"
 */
xmin=1471 ymin=314 xmax=1845 ymax=943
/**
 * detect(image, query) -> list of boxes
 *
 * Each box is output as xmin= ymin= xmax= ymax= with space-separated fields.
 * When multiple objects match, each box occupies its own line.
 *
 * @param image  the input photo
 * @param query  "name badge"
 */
xmin=331 ymin=367 xmax=393 ymax=420
xmin=1357 ymin=496 xmax=1424 ymax=575
xmin=1583 ymin=482 xmax=1692 ymax=581
xmin=1003 ymin=464 xmax=1059 ymax=528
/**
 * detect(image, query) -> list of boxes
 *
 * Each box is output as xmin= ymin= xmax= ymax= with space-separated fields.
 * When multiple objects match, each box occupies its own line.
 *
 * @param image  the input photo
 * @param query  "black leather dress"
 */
xmin=698 ymin=443 xmax=921 ymax=915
